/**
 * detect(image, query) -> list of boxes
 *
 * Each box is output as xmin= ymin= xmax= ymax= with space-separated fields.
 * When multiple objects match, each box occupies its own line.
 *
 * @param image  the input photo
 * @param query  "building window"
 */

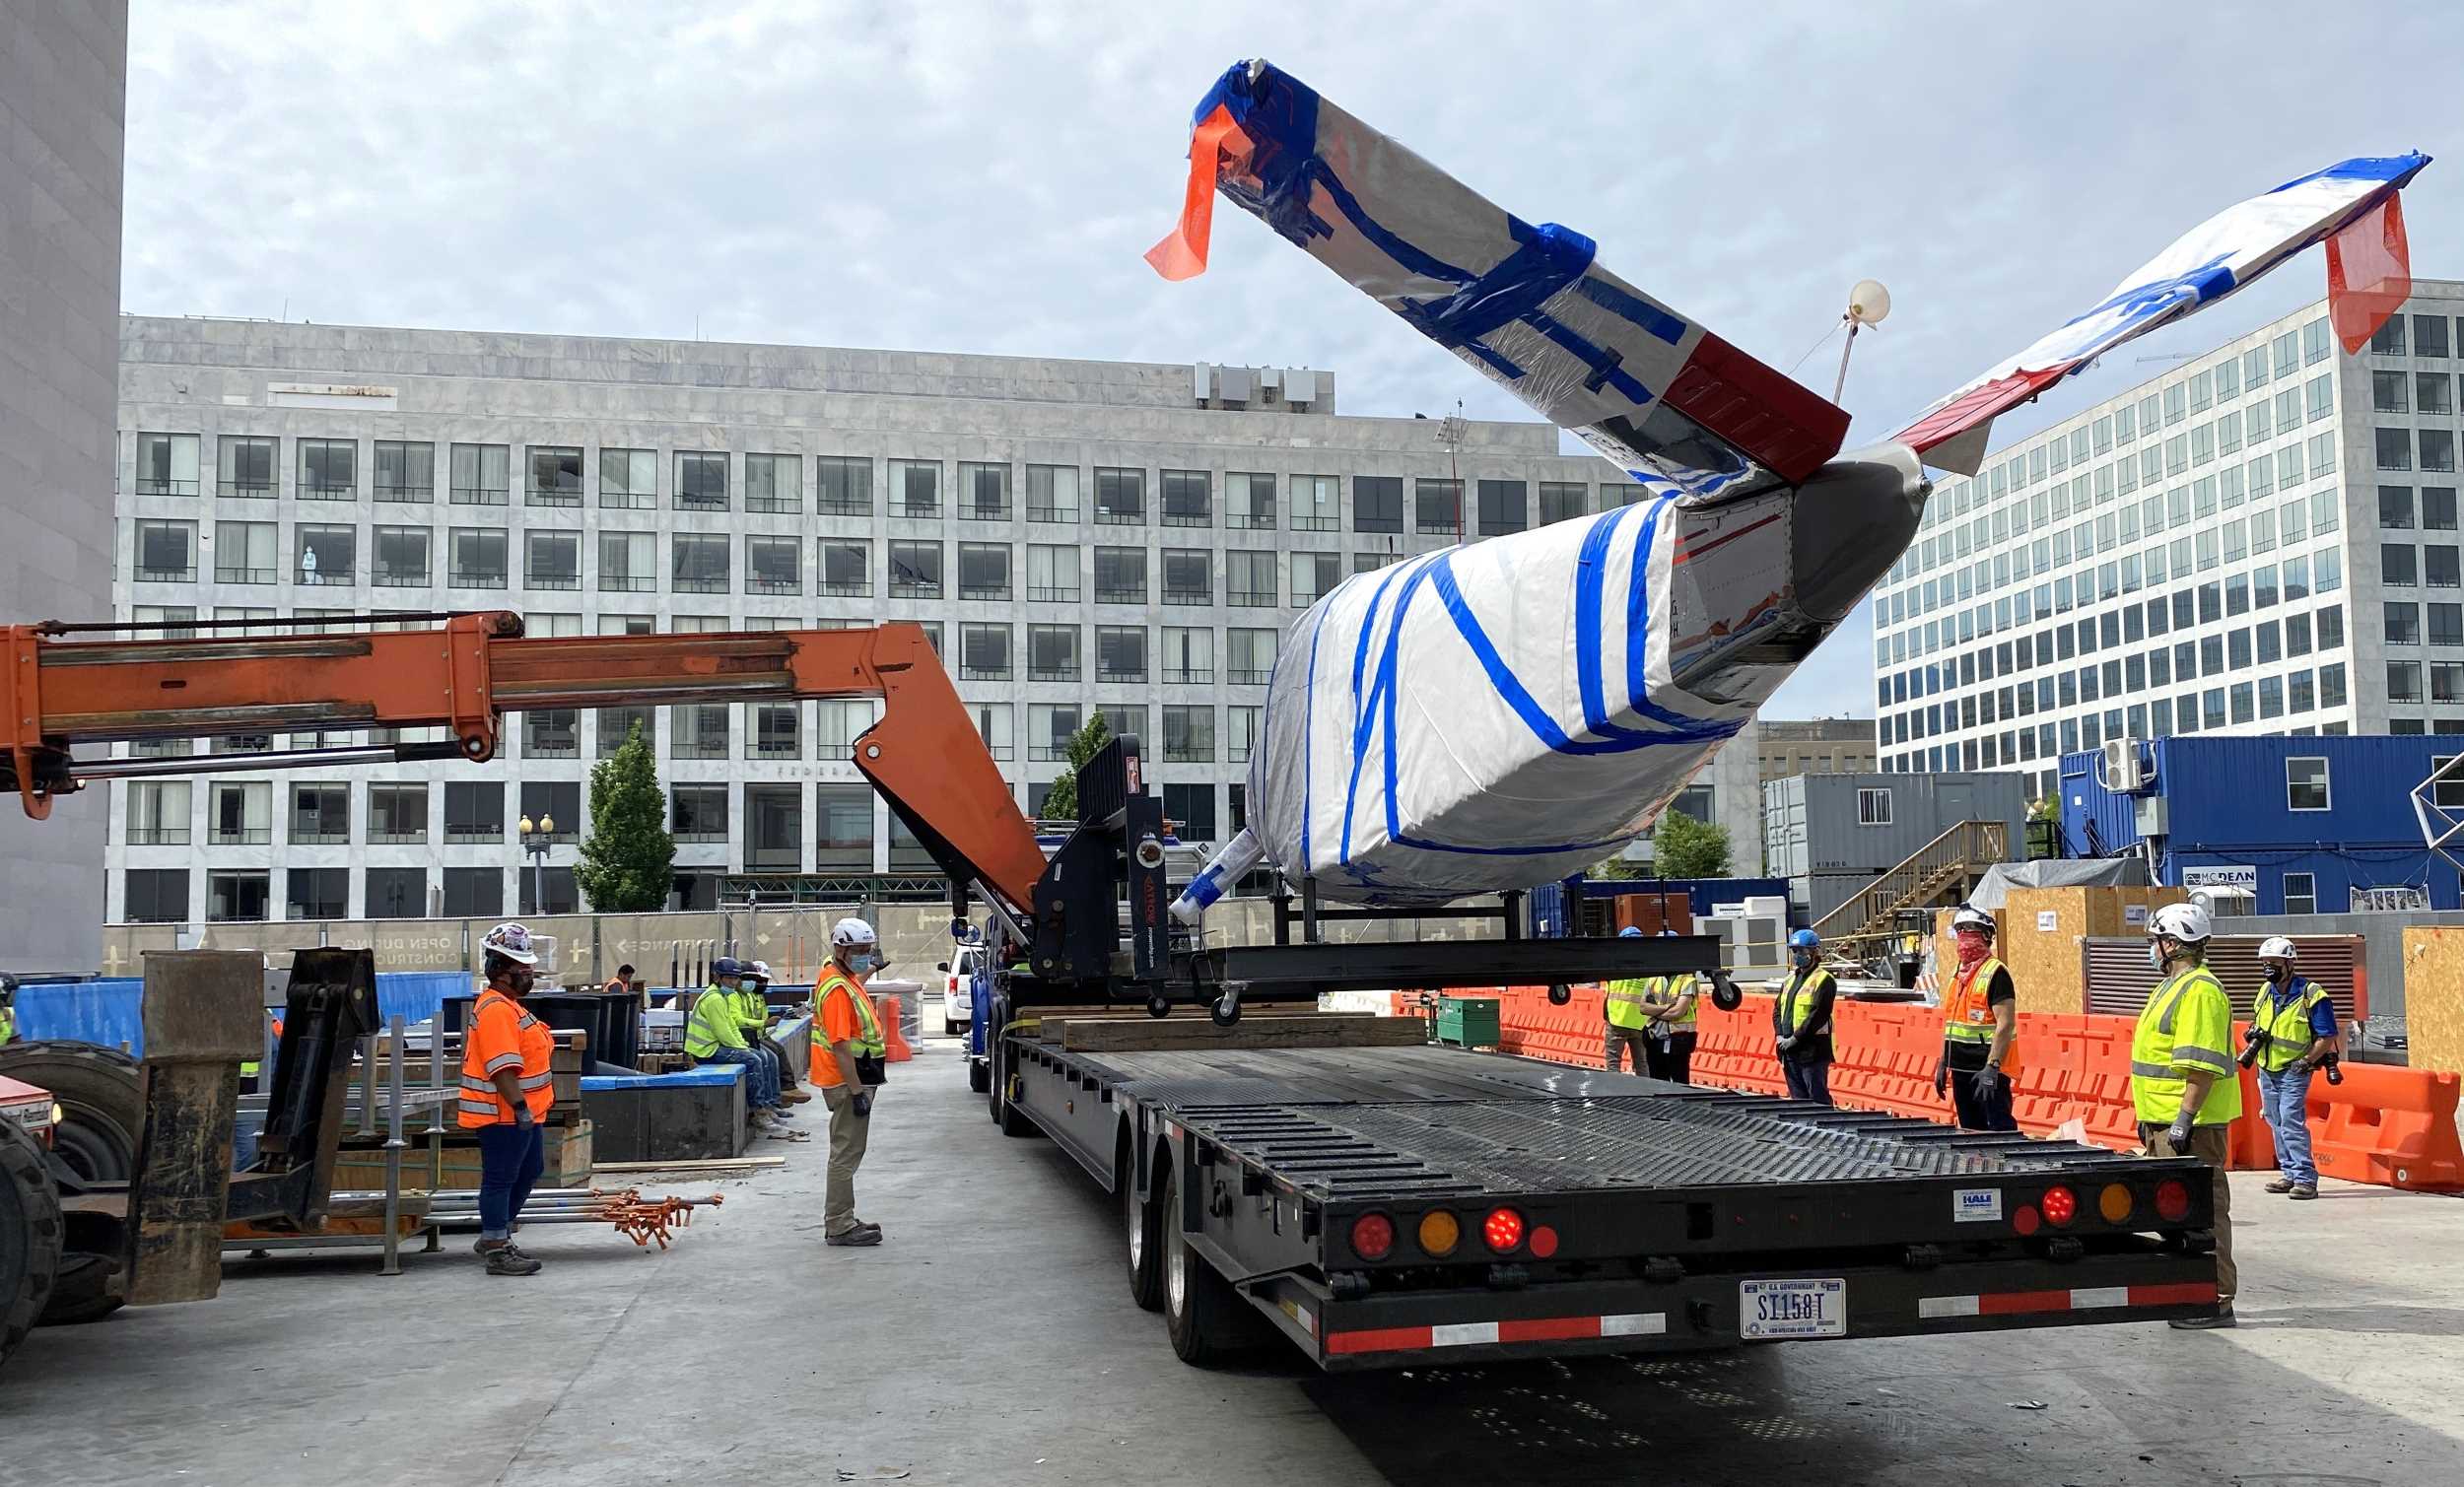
xmin=2283 ymin=871 xmax=2318 ymax=916
xmin=1226 ymin=471 xmax=1276 ymax=530
xmin=1290 ymin=551 xmax=1339 ymax=606
xmin=219 ymin=435 xmax=276 ymax=498
xmin=2378 ymin=428 xmax=2413 ymax=471
xmin=956 ymin=461 xmax=1009 ymax=520
xmin=1029 ymin=703 xmax=1080 ymax=763
xmin=1228 ymin=627 xmax=1278 ymax=685
xmin=1354 ymin=475 xmax=1404 ymax=533
xmin=743 ymin=784 xmax=802 ymax=871
xmin=207 ymin=518 xmax=273 ymax=583
xmin=518 ymin=867 xmax=579 ymax=917
xmin=593 ymin=706 xmax=653 ymax=759
xmin=136 ymin=518 xmax=198 ymax=582
xmin=812 ymin=784 xmax=872 ymax=869
xmin=745 ymin=452 xmax=800 ymax=514
xmin=1028 ymin=624 xmax=1080 ymax=682
xmin=369 ymin=439 xmax=434 ymax=503
xmin=1162 ymin=781 xmax=1217 ymax=843
xmin=2285 ymin=756 xmax=2331 ymax=811
xmin=527 ymin=445 xmax=583 ymax=507
xmin=735 ymin=533 xmax=797 ymax=595
xmin=668 ymin=704 xmax=728 ymax=760
xmin=207 ymin=870 xmax=271 ymax=923
xmin=123 ymin=869 xmax=189 ymax=924
xmin=2375 ymin=371 xmax=2412 ymax=413
xmin=889 ymin=459 xmax=940 ymax=519
xmin=1228 ymin=704 xmax=1263 ymax=763
xmin=1162 ymin=626 xmax=1212 ymax=684
xmin=2390 ymin=659 xmax=2425 ymax=704
xmin=444 ymin=781 xmax=505 ymax=844
xmin=963 ymin=701 xmax=1012 ymax=763
xmin=2427 ymin=430 xmax=2459 ymax=475
xmin=1292 ymin=474 xmax=1338 ymax=532
xmin=1026 ymin=544 xmax=1077 ymax=602
xmin=369 ymin=782 xmax=428 ymax=845
xmin=675 ymin=450 xmax=729 ymax=510
xmin=1415 ymin=478 xmax=1462 ymax=535
xmin=1093 ymin=547 xmax=1146 ymax=604
xmin=124 ymin=780 xmax=191 ymax=845
xmin=2381 ymin=485 xmax=2416 ymax=529
xmin=1856 ymin=787 xmax=1892 ymax=826
xmin=448 ymin=527 xmax=509 ymax=588
xmin=748 ymin=703 xmax=801 ymax=760
xmin=287 ymin=523 xmax=352 ymax=586
xmin=522 ymin=529 xmax=579 ymax=590
xmin=597 ymin=447 xmax=654 ymax=509
xmin=1161 ymin=469 xmax=1212 ymax=527
xmin=1667 ymin=785 xmax=1714 ymax=824
xmin=365 ymin=867 xmax=426 ymax=919
xmin=280 ymin=865 xmax=346 ymax=921
xmin=813 ymin=454 xmax=871 ymax=516
xmin=2422 ymin=374 xmax=2456 ymax=417
xmin=449 ymin=442 xmax=511 ymax=505
xmin=880 ymin=539 xmax=940 ymax=599
xmin=1227 ymin=551 xmax=1277 ymax=607
xmin=1539 ymin=481 xmax=1587 ymax=525
xmin=373 ymin=525 xmax=430 ymax=586
xmin=597 ymin=530 xmax=654 ymax=592
xmin=1096 ymin=625 xmax=1147 ymax=683
xmin=2372 ymin=317 xmax=2409 ymax=356
xmin=820 ymin=539 xmax=870 ymax=597
xmin=2419 ymin=314 xmax=2453 ymax=359
xmin=1162 ymin=705 xmax=1214 ymax=763
xmin=1026 ymin=464 xmax=1078 ymax=522
xmin=958 ymin=542 xmax=1011 ymax=600
xmin=441 ymin=867 xmax=502 ymax=919
xmin=670 ymin=785 xmax=727 ymax=843
xmin=209 ymin=781 xmax=271 ymax=845
xmin=1160 ymin=548 xmax=1211 ymax=606
xmin=521 ymin=710 xmax=579 ymax=761
xmin=135 ymin=432 xmax=200 ymax=497
xmin=1094 ymin=467 xmax=1144 ymax=525
xmin=1476 ymin=479 xmax=1528 ymax=536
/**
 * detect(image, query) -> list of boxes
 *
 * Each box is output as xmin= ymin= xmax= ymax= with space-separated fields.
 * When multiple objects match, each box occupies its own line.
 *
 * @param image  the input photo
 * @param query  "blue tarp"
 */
xmin=13 ymin=971 xmax=473 ymax=1056
xmin=581 ymin=1065 xmax=740 ymax=1092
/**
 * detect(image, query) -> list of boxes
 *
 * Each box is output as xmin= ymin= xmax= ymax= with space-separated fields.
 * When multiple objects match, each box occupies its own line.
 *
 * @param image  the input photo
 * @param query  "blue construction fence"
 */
xmin=11 ymin=972 xmax=472 ymax=1055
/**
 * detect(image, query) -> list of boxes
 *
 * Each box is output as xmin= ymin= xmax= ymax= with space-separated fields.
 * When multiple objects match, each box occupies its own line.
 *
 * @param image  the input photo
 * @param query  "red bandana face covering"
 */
xmin=1955 ymin=931 xmax=1989 ymax=971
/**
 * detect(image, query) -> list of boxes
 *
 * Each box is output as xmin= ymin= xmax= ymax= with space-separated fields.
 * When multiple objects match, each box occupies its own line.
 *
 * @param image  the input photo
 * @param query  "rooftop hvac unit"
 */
xmin=1217 ymin=366 xmax=1254 ymax=402
xmin=2100 ymin=737 xmax=2152 ymax=792
xmin=1192 ymin=363 xmax=1213 ymax=403
xmin=1284 ymin=369 xmax=1319 ymax=406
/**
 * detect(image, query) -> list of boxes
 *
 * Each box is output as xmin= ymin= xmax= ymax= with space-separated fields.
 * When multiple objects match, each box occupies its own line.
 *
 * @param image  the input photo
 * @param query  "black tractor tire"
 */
xmin=1124 ymin=1139 xmax=1164 ymax=1313
xmin=0 ymin=1043 xmax=144 ymax=1185
xmin=1 ymin=1115 xmax=63 ymax=1375
xmin=1160 ymin=1156 xmax=1273 ymax=1367
xmin=36 ymin=1251 xmax=124 ymax=1326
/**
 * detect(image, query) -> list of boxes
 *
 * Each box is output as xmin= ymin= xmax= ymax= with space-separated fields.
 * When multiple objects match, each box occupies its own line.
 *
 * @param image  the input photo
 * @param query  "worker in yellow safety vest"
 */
xmin=1933 ymin=906 xmax=2018 ymax=1131
xmin=814 ymin=918 xmax=891 ymax=1248
xmin=1636 ymin=930 xmax=1698 ymax=1084
xmin=2245 ymin=936 xmax=2339 ymax=1201
xmin=0 ymin=974 xmax=16 ymax=1047
xmin=1773 ymin=929 xmax=1836 ymax=1106
xmin=1601 ymin=926 xmax=1658 ymax=1074
xmin=2133 ymin=901 xmax=2241 ymax=1329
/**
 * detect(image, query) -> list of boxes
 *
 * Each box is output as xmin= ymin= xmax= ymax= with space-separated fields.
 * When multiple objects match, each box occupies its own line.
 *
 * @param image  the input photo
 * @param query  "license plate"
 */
xmin=1740 ymin=1278 xmax=1846 ymax=1340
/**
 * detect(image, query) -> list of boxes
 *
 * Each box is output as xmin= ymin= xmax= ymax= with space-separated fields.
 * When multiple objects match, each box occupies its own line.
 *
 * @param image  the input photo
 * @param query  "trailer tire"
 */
xmin=989 ymin=1046 xmax=1041 ymax=1138
xmin=1123 ymin=1138 xmax=1164 ymax=1313
xmin=1160 ymin=1157 xmax=1269 ymax=1366
xmin=0 ymin=1043 xmax=144 ymax=1185
xmin=967 ymin=1058 xmax=990 ymax=1094
xmin=35 ymin=1251 xmax=123 ymax=1327
xmin=1 ymin=1115 xmax=63 ymax=1375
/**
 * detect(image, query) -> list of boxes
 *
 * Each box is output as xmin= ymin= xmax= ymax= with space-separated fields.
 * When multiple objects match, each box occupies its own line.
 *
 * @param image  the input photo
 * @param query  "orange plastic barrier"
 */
xmin=2304 ymin=1062 xmax=2464 ymax=1190
xmin=875 ymin=994 xmax=913 ymax=1062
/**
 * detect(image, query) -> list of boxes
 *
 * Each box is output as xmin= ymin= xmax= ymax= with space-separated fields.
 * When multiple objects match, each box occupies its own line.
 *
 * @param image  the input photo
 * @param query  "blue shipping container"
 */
xmin=2057 ymin=736 xmax=2464 ymax=914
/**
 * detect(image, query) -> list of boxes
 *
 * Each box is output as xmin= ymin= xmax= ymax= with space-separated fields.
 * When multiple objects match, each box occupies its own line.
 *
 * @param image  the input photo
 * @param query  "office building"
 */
xmin=106 ymin=317 xmax=1632 ymax=923
xmin=1868 ymin=282 xmax=2464 ymax=801
xmin=1756 ymin=717 xmax=1878 ymax=785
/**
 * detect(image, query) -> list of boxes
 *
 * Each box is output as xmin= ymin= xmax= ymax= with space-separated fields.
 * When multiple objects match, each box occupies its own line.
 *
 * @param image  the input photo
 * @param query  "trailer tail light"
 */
xmin=1350 ymin=1212 xmax=1396 ymax=1261
xmin=2039 ymin=1184 xmax=2078 ymax=1228
xmin=1528 ymin=1224 xmax=1559 ymax=1259
xmin=1482 ymin=1206 xmax=1525 ymax=1253
xmin=2098 ymin=1183 xmax=2135 ymax=1224
xmin=2154 ymin=1179 xmax=2193 ymax=1223
xmin=1415 ymin=1209 xmax=1460 ymax=1257
xmin=2011 ymin=1203 xmax=2040 ymax=1237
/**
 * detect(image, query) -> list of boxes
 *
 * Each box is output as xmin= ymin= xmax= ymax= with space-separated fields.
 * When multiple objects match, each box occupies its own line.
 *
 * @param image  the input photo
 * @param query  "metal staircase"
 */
xmin=1811 ymin=821 xmax=2010 ymax=949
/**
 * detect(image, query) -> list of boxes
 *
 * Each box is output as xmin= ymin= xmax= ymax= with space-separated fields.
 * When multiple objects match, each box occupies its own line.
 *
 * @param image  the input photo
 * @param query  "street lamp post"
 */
xmin=518 ymin=814 xmax=556 ymax=914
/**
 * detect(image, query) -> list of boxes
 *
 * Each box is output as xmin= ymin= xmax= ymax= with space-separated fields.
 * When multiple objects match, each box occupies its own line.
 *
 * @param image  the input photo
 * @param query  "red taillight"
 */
xmin=2040 ymin=1184 xmax=2078 ymax=1227
xmin=1528 ymin=1224 xmax=1559 ymax=1259
xmin=2012 ymin=1203 xmax=2040 ymax=1237
xmin=1482 ymin=1206 xmax=1525 ymax=1253
xmin=1351 ymin=1212 xmax=1395 ymax=1260
xmin=2154 ymin=1179 xmax=2193 ymax=1223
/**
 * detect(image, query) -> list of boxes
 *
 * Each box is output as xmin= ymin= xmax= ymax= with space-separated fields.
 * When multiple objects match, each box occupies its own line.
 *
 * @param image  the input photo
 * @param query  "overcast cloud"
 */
xmin=124 ymin=1 xmax=2464 ymax=719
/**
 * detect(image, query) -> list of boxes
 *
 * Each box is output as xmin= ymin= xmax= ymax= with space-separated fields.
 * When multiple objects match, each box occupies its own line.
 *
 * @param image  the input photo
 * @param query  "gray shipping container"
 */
xmin=1763 ymin=773 xmax=2029 ymax=918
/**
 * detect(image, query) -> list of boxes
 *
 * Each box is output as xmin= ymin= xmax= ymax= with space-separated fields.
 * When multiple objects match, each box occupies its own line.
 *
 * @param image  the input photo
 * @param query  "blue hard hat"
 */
xmin=712 ymin=957 xmax=740 ymax=977
xmin=1618 ymin=926 xmax=1644 ymax=938
xmin=1789 ymin=929 xmax=1819 ymax=950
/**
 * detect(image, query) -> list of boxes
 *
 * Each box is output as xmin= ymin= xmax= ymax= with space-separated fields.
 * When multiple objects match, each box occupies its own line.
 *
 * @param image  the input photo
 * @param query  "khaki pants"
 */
xmin=1604 ymin=1025 xmax=1650 ymax=1073
xmin=2145 ymin=1121 xmax=2236 ymax=1302
xmin=822 ymin=1083 xmax=873 ymax=1237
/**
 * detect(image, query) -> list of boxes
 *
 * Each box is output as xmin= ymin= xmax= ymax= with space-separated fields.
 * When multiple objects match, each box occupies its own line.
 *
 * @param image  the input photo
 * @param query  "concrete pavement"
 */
xmin=2 ymin=1038 xmax=2460 ymax=1486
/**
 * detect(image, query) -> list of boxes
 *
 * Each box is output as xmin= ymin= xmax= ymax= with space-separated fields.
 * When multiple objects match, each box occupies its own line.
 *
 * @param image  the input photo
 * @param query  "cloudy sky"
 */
xmin=124 ymin=1 xmax=2464 ymax=718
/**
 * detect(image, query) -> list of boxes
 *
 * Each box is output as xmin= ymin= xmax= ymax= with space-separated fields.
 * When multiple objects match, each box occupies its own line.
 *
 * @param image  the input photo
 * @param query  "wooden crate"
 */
xmin=1934 ymin=885 xmax=2189 ymax=1016
xmin=2403 ymin=926 xmax=2464 ymax=1074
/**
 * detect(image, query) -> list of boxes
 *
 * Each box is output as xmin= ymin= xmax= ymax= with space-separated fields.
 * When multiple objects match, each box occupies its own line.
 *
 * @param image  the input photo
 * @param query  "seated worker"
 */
xmin=683 ymin=957 xmax=792 ymax=1130
xmin=738 ymin=960 xmax=809 ymax=1104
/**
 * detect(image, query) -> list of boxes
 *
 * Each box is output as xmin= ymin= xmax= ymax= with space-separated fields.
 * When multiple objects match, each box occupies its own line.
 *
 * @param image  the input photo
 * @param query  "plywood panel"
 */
xmin=2402 ymin=926 xmax=2464 ymax=1074
xmin=1939 ymin=886 xmax=2188 ymax=1018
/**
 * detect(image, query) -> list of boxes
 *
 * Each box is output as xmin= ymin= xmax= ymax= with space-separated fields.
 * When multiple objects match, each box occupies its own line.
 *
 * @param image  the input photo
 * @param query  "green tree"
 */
xmin=1038 ymin=710 xmax=1115 ymax=823
xmin=1650 ymin=806 xmax=1732 ymax=878
xmin=574 ymin=719 xmax=675 ymax=912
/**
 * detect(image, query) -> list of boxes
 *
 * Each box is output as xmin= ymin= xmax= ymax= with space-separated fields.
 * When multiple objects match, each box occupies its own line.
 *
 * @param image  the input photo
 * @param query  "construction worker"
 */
xmin=0 ymin=974 xmax=16 ymax=1046
xmin=456 ymin=922 xmax=554 ymax=1277
xmin=1638 ymin=931 xmax=1698 ymax=1084
xmin=1773 ymin=928 xmax=1836 ymax=1106
xmin=2133 ymin=902 xmax=2240 ymax=1329
xmin=604 ymin=963 xmax=641 ymax=1002
xmin=814 ymin=918 xmax=890 ymax=1248
xmin=239 ymin=1007 xmax=284 ymax=1093
xmin=684 ymin=957 xmax=790 ymax=1130
xmin=1601 ymin=926 xmax=1657 ymax=1073
xmin=1933 ymin=906 xmax=2018 ymax=1132
xmin=739 ymin=960 xmax=809 ymax=1105
xmin=2247 ymin=936 xmax=2337 ymax=1201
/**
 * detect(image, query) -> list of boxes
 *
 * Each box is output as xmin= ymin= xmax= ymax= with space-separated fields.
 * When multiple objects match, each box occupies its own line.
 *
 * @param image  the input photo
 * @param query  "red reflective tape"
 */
xmin=1497 ymin=1315 xmax=1604 ymax=1344
xmin=1326 ymin=1325 xmax=1433 ymax=1356
xmin=1977 ymin=1289 xmax=2073 ymax=1317
xmin=1672 ymin=510 xmax=1781 ymax=567
xmin=2127 ymin=1282 xmax=2220 ymax=1308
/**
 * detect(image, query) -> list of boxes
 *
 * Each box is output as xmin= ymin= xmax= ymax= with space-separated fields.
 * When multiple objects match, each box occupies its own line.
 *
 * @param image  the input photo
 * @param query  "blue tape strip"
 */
xmin=1401 ymin=220 xmax=1597 ymax=352
xmin=2268 ymin=152 xmax=2430 ymax=194
xmin=1569 ymin=275 xmax=1691 ymax=346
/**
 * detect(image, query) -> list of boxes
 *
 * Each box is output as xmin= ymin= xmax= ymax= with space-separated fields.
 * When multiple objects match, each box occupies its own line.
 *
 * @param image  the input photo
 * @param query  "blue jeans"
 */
xmin=2258 ymin=1063 xmax=2317 ymax=1185
xmin=477 ymin=1121 xmax=545 ymax=1242
xmin=702 ymin=1047 xmax=779 ymax=1109
xmin=1783 ymin=1057 xmax=1832 ymax=1106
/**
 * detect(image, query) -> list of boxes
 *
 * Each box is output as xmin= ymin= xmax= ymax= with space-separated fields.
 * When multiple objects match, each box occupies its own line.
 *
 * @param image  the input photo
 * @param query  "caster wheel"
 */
xmin=1209 ymin=996 xmax=1241 ymax=1028
xmin=1147 ymin=996 xmax=1173 ymax=1020
xmin=1546 ymin=983 xmax=1572 ymax=1006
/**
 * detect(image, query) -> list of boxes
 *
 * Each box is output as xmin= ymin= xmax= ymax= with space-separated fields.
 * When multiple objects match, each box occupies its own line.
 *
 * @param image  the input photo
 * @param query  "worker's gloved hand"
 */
xmin=1969 ymin=1065 xmax=2006 ymax=1102
xmin=2163 ymin=1115 xmax=2196 ymax=1153
xmin=513 ymin=1104 xmax=535 ymax=1129
xmin=2284 ymin=1057 xmax=2311 ymax=1077
xmin=1775 ymin=1036 xmax=1798 ymax=1055
xmin=851 ymin=1092 xmax=873 ymax=1118
xmin=1933 ymin=1058 xmax=1950 ymax=1099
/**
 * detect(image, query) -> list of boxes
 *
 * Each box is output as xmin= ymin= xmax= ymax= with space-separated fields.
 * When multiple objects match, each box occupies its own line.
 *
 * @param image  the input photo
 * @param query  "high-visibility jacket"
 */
xmin=240 ymin=1014 xmax=284 ymax=1078
xmin=1656 ymin=976 xmax=1698 ymax=1029
xmin=1942 ymin=956 xmax=2014 ymax=1071
xmin=2130 ymin=966 xmax=2243 ymax=1125
xmin=2252 ymin=977 xmax=2331 ymax=1074
xmin=456 ymin=988 xmax=554 ymax=1128
xmin=733 ymin=986 xmax=771 ymax=1041
xmin=810 ymin=970 xmax=885 ymax=1089
xmin=684 ymin=985 xmax=748 ymax=1057
xmin=0 ymin=1007 xmax=13 ymax=1046
xmin=1604 ymin=977 xmax=1660 ymax=1031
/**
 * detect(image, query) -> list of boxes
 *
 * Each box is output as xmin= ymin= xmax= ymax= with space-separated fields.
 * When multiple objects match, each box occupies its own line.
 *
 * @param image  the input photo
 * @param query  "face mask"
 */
xmin=506 ymin=967 xmax=537 ymax=995
xmin=2264 ymin=964 xmax=2290 ymax=983
xmin=1793 ymin=949 xmax=1815 ymax=969
xmin=2147 ymin=941 xmax=2166 ymax=971
xmin=1955 ymin=932 xmax=1988 ymax=968
xmin=849 ymin=952 xmax=877 ymax=975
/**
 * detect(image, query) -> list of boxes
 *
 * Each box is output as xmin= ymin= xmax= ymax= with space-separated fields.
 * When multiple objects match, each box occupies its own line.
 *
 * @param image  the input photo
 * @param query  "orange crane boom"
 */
xmin=2 ymin=612 xmax=1048 ymax=913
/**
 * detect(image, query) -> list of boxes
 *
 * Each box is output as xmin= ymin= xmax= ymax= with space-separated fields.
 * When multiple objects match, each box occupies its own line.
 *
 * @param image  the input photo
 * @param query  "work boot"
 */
xmin=2169 ymin=1305 xmax=2236 ymax=1330
xmin=824 ymin=1227 xmax=882 ymax=1248
xmin=781 ymin=1087 xmax=813 ymax=1104
xmin=482 ymin=1244 xmax=542 ymax=1276
xmin=2264 ymin=1178 xmax=2295 ymax=1193
xmin=2289 ymin=1183 xmax=2318 ymax=1200
xmin=750 ymin=1109 xmax=780 ymax=1129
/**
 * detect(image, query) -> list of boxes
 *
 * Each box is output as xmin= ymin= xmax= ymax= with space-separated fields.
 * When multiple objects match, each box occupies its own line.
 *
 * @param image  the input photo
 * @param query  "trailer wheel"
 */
xmin=1546 ymin=982 xmax=1572 ymax=1007
xmin=0 ymin=1043 xmax=144 ymax=1185
xmin=1124 ymin=1140 xmax=1164 ymax=1313
xmin=1708 ymin=971 xmax=1744 ymax=1013
xmin=967 ymin=1058 xmax=990 ymax=1094
xmin=35 ymin=1252 xmax=123 ymax=1326
xmin=990 ymin=1048 xmax=1041 ymax=1139
xmin=1 ymin=1115 xmax=63 ymax=1375
xmin=1160 ymin=1158 xmax=1269 ymax=1366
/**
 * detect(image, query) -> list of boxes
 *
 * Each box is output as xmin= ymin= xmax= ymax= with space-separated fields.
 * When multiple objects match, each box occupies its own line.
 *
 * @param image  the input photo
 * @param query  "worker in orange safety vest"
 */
xmin=456 ymin=921 xmax=556 ymax=1277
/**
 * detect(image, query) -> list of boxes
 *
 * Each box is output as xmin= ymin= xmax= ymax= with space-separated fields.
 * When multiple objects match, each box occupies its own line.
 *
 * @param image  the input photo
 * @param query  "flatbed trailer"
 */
xmin=988 ymin=1028 xmax=2224 ymax=1371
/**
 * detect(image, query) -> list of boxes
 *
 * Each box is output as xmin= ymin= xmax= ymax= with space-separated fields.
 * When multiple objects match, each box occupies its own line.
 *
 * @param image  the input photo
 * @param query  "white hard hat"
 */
xmin=831 ymin=917 xmax=877 ymax=947
xmin=2257 ymin=935 xmax=2298 ymax=962
xmin=1951 ymin=906 xmax=1994 ymax=934
xmin=2148 ymin=902 xmax=2213 ymax=943
xmin=481 ymin=921 xmax=539 ymax=966
xmin=747 ymin=960 xmax=773 ymax=980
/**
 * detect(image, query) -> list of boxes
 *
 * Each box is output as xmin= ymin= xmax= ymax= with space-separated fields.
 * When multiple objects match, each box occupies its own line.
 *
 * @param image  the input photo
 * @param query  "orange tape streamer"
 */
xmin=1144 ymin=103 xmax=1255 ymax=283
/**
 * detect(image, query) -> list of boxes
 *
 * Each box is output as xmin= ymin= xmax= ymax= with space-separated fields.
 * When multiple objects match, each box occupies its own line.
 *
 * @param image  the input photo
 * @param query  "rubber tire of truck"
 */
xmin=1 ymin=1115 xmax=64 ymax=1376
xmin=0 ymin=1043 xmax=144 ymax=1185
xmin=967 ymin=1057 xmax=990 ymax=1094
xmin=1123 ymin=1140 xmax=1164 ymax=1312
xmin=35 ymin=1251 xmax=123 ymax=1326
xmin=1160 ymin=1157 xmax=1271 ymax=1366
xmin=989 ymin=1045 xmax=1040 ymax=1138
